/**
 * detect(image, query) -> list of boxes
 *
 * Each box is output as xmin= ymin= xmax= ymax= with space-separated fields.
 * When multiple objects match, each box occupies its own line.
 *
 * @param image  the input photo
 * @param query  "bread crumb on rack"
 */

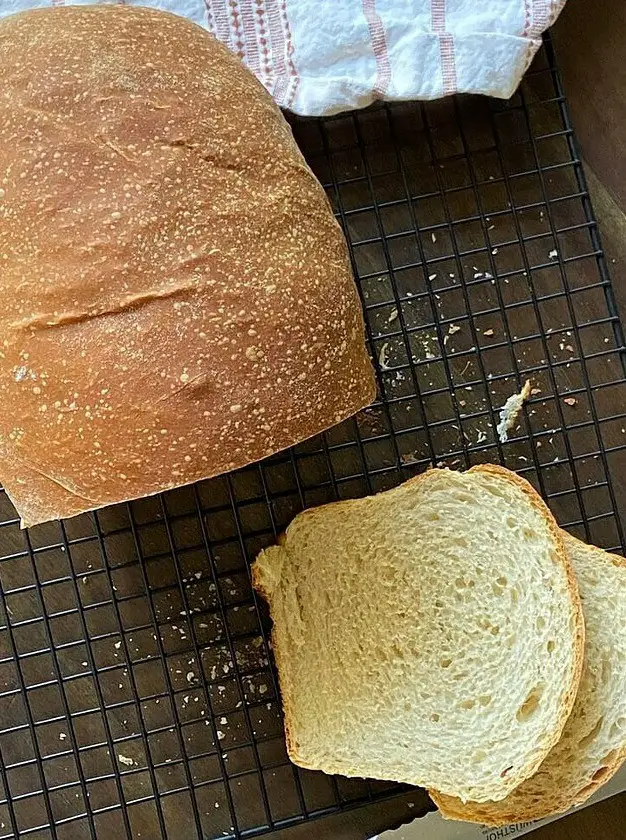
xmin=496 ymin=380 xmax=532 ymax=443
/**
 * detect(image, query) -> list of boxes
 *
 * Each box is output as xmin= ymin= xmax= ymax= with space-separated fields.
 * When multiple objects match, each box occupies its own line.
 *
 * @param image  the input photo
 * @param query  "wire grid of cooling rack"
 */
xmin=0 ymin=35 xmax=624 ymax=840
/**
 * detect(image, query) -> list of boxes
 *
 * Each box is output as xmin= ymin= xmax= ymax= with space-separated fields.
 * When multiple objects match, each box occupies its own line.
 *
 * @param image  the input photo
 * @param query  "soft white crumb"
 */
xmin=378 ymin=342 xmax=390 ymax=370
xmin=496 ymin=380 xmax=532 ymax=443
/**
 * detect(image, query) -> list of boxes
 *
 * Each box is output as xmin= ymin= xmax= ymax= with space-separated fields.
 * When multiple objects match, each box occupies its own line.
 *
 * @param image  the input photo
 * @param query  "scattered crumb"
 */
xmin=118 ymin=754 xmax=135 ymax=767
xmin=496 ymin=380 xmax=532 ymax=443
xmin=114 ymin=641 xmax=121 ymax=650
xmin=483 ymin=329 xmax=494 ymax=337
xmin=428 ymin=273 xmax=437 ymax=281
xmin=549 ymin=249 xmax=558 ymax=259
xmin=431 ymin=232 xmax=437 ymax=243
xmin=378 ymin=342 xmax=390 ymax=370
xmin=491 ymin=248 xmax=498 ymax=255
xmin=401 ymin=452 xmax=420 ymax=465
xmin=186 ymin=671 xmax=195 ymax=682
xmin=565 ymin=344 xmax=574 ymax=353
xmin=531 ymin=387 xmax=542 ymax=396
xmin=387 ymin=307 xmax=399 ymax=323
xmin=476 ymin=430 xmax=487 ymax=444
xmin=563 ymin=397 xmax=577 ymax=406
xmin=59 ymin=733 xmax=66 ymax=741
xmin=448 ymin=324 xmax=461 ymax=335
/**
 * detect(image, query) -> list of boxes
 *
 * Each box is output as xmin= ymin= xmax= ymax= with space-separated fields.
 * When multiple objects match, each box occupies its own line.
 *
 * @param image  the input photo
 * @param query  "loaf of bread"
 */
xmin=0 ymin=6 xmax=375 ymax=526
xmin=430 ymin=533 xmax=626 ymax=824
xmin=252 ymin=465 xmax=584 ymax=803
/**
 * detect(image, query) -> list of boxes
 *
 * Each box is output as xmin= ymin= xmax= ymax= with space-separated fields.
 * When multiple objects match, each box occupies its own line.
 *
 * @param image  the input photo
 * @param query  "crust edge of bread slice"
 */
xmin=253 ymin=464 xmax=585 ymax=800
xmin=430 ymin=533 xmax=626 ymax=825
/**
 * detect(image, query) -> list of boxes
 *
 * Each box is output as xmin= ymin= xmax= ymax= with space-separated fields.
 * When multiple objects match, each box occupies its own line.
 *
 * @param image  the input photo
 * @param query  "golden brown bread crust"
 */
xmin=0 ymin=6 xmax=375 ymax=526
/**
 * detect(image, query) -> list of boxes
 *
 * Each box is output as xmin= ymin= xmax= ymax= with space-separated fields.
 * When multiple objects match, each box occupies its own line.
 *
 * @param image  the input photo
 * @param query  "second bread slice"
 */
xmin=253 ymin=465 xmax=584 ymax=803
xmin=430 ymin=533 xmax=626 ymax=824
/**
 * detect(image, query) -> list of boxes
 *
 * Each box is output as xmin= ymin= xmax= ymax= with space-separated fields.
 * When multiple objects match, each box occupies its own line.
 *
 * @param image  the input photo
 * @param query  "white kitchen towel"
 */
xmin=0 ymin=0 xmax=567 ymax=115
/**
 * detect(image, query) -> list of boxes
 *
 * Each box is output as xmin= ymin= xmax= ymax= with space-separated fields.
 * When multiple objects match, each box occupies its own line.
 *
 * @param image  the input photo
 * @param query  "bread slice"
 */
xmin=252 ymin=465 xmax=584 ymax=803
xmin=430 ymin=533 xmax=626 ymax=824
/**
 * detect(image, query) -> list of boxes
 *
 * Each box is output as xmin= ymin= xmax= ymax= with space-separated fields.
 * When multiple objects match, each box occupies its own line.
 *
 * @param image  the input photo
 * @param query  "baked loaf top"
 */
xmin=0 ymin=6 xmax=375 ymax=526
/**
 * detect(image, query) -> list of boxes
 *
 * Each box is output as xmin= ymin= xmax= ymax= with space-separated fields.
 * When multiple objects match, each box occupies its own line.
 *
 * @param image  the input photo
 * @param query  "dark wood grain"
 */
xmin=553 ymin=0 xmax=626 ymax=212
xmin=0 ymin=8 xmax=624 ymax=838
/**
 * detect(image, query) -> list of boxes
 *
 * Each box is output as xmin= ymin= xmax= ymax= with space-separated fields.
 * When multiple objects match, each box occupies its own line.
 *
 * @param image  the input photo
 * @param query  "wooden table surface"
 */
xmin=271 ymin=1 xmax=626 ymax=837
xmin=0 ymin=2 xmax=624 ymax=839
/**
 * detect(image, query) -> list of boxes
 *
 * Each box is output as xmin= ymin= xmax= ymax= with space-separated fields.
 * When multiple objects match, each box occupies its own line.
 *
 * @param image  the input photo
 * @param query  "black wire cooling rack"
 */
xmin=0 ymin=35 xmax=624 ymax=840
